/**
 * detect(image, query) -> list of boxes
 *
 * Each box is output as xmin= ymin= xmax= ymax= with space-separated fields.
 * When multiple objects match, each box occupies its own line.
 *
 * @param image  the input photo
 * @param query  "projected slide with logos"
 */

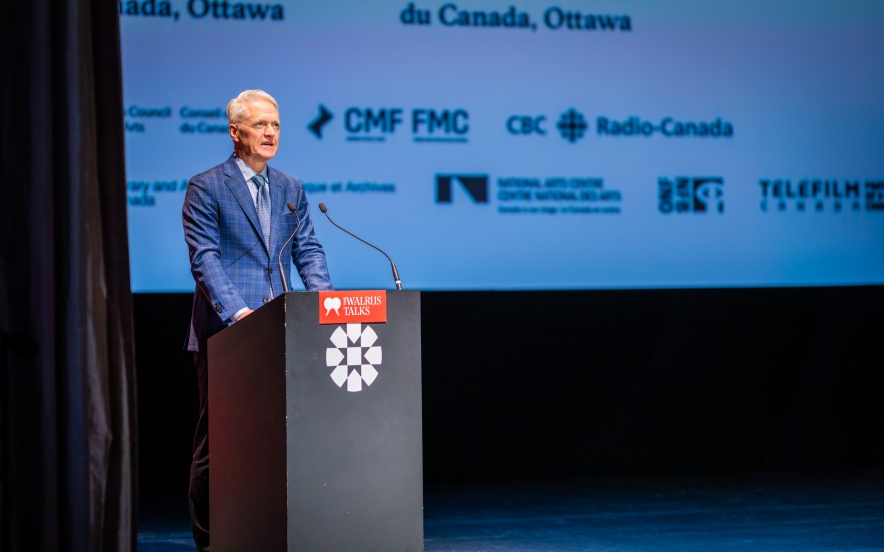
xmin=120 ymin=1 xmax=884 ymax=291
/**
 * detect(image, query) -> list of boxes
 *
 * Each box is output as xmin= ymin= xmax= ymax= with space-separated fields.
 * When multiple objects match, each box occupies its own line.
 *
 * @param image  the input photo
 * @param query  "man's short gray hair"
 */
xmin=227 ymin=89 xmax=278 ymax=126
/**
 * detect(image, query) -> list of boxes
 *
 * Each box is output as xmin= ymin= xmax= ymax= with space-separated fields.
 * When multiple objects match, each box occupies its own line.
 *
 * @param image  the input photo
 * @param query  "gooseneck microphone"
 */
xmin=277 ymin=201 xmax=301 ymax=293
xmin=318 ymin=202 xmax=402 ymax=290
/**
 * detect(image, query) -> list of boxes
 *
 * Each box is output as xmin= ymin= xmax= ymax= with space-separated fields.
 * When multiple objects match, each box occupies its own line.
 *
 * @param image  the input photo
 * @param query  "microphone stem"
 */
xmin=323 ymin=209 xmax=403 ymax=290
xmin=278 ymin=202 xmax=302 ymax=294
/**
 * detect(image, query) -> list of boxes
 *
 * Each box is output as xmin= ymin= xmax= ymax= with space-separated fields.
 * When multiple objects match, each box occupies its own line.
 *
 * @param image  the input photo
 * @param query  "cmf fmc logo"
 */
xmin=309 ymin=104 xmax=470 ymax=143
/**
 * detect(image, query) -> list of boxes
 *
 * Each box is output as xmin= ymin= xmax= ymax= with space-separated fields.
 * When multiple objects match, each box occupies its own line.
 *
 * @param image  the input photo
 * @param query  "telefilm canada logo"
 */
xmin=658 ymin=177 xmax=725 ymax=214
xmin=759 ymin=178 xmax=884 ymax=213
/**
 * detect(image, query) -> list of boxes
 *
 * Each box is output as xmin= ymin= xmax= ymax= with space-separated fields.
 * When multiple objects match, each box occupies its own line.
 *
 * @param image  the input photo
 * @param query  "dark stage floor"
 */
xmin=138 ymin=469 xmax=884 ymax=551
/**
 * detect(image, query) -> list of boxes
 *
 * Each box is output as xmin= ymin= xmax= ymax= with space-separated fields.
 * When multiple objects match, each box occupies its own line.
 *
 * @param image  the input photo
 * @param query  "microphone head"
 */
xmin=318 ymin=202 xmax=328 ymax=213
xmin=287 ymin=201 xmax=297 ymax=213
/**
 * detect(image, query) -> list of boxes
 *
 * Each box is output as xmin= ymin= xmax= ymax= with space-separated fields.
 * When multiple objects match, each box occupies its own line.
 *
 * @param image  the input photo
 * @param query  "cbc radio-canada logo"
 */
xmin=507 ymin=109 xmax=734 ymax=143
xmin=325 ymin=323 xmax=382 ymax=392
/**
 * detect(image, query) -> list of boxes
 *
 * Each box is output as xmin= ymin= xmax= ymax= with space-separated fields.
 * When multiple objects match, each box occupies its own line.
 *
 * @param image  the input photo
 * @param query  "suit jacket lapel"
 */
xmin=223 ymin=156 xmax=265 ymax=251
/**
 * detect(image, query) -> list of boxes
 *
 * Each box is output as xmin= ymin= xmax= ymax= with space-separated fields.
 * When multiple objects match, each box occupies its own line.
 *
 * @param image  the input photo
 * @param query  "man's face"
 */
xmin=230 ymin=99 xmax=280 ymax=169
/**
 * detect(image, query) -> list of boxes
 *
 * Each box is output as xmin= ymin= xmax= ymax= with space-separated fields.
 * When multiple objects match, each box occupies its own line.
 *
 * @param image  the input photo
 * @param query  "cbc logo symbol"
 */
xmin=507 ymin=115 xmax=547 ymax=135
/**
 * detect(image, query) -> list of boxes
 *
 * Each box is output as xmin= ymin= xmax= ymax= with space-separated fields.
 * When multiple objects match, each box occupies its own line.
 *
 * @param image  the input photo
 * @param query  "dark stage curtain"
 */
xmin=0 ymin=0 xmax=137 ymax=551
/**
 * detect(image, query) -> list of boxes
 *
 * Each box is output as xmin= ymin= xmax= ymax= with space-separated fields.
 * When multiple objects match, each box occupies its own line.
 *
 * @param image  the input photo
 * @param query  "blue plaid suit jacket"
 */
xmin=182 ymin=155 xmax=333 ymax=351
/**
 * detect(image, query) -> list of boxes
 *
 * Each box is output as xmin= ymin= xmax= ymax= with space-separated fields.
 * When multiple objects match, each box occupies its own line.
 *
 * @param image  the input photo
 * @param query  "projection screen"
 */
xmin=120 ymin=0 xmax=884 ymax=291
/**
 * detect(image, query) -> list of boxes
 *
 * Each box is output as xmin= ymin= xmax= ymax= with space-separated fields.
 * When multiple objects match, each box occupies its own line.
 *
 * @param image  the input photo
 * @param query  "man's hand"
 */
xmin=235 ymin=309 xmax=255 ymax=322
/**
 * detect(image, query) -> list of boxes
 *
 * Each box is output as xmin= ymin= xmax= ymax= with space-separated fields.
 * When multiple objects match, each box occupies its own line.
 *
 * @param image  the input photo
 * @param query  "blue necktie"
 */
xmin=253 ymin=175 xmax=271 ymax=250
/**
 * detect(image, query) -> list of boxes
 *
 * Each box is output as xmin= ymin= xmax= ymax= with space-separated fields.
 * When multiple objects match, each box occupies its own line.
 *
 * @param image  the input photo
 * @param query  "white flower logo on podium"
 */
xmin=325 ymin=323 xmax=382 ymax=392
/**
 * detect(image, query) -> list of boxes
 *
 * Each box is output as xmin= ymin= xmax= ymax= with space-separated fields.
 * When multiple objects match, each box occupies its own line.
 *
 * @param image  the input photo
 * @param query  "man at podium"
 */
xmin=182 ymin=89 xmax=333 ymax=552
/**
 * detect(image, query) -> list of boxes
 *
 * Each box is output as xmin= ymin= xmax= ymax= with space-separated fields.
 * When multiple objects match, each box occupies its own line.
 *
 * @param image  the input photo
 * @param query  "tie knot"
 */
xmin=253 ymin=175 xmax=267 ymax=188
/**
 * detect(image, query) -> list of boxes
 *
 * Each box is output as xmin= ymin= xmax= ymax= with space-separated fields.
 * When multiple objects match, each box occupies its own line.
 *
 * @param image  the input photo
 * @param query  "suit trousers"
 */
xmin=190 ymin=350 xmax=210 ymax=552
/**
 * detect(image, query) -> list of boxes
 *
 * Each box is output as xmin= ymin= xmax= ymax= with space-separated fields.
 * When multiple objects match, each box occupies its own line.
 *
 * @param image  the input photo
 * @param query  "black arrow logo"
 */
xmin=308 ymin=105 xmax=333 ymax=138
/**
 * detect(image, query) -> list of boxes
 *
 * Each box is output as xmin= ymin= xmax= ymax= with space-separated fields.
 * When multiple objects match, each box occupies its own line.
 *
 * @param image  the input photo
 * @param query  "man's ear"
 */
xmin=229 ymin=123 xmax=239 ymax=142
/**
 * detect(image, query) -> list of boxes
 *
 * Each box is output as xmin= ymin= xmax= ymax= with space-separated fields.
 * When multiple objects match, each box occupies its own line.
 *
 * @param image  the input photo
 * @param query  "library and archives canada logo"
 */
xmin=325 ymin=323 xmax=382 ymax=393
xmin=658 ymin=177 xmax=724 ymax=214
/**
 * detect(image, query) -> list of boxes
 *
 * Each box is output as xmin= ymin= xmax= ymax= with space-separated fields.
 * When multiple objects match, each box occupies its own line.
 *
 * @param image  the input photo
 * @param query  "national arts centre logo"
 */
xmin=325 ymin=323 xmax=382 ymax=393
xmin=435 ymin=174 xmax=489 ymax=204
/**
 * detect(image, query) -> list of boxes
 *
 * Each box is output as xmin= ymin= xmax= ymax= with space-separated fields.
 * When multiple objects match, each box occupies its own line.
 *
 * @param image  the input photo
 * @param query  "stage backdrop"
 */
xmin=119 ymin=0 xmax=884 ymax=292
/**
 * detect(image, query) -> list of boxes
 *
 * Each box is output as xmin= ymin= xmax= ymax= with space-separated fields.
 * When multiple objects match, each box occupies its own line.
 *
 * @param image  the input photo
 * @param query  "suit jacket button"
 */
xmin=263 ymin=297 xmax=270 ymax=303
xmin=214 ymin=305 xmax=222 ymax=313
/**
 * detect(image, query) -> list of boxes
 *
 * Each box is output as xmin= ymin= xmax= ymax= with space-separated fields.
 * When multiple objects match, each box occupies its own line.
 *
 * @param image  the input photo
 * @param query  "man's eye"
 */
xmin=254 ymin=122 xmax=266 ymax=129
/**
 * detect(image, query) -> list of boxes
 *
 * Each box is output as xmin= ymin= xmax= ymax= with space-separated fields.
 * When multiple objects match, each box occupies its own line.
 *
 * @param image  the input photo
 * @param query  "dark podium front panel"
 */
xmin=208 ymin=291 xmax=422 ymax=551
